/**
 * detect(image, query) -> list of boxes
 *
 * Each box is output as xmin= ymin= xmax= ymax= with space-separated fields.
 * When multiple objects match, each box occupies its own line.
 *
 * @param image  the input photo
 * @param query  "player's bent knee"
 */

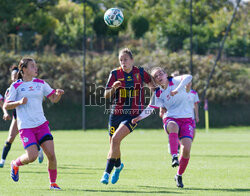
xmin=167 ymin=122 xmax=178 ymax=133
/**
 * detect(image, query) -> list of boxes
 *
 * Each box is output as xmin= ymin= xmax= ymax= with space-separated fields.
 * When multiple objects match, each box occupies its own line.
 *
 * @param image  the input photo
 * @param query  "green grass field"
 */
xmin=0 ymin=127 xmax=249 ymax=196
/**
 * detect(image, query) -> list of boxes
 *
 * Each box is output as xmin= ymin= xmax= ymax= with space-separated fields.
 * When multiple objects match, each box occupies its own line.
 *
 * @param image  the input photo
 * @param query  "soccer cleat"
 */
xmin=100 ymin=172 xmax=109 ymax=185
xmin=175 ymin=175 xmax=184 ymax=188
xmin=111 ymin=163 xmax=124 ymax=184
xmin=50 ymin=183 xmax=61 ymax=190
xmin=10 ymin=161 xmax=19 ymax=182
xmin=172 ymin=155 xmax=179 ymax=167
xmin=38 ymin=148 xmax=44 ymax=164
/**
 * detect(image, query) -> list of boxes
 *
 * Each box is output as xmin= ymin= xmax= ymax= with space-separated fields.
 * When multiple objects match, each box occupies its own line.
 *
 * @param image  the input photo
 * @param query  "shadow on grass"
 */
xmin=67 ymin=188 xmax=181 ymax=194
xmin=140 ymin=185 xmax=250 ymax=193
xmin=185 ymin=187 xmax=250 ymax=192
xmin=22 ymin=170 xmax=93 ymax=175
xmin=192 ymin=154 xmax=250 ymax=158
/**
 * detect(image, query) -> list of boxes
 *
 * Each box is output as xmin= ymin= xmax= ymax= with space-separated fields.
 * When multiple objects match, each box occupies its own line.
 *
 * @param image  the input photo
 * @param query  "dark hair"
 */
xmin=119 ymin=48 xmax=133 ymax=59
xmin=17 ymin=58 xmax=34 ymax=79
xmin=10 ymin=64 xmax=19 ymax=72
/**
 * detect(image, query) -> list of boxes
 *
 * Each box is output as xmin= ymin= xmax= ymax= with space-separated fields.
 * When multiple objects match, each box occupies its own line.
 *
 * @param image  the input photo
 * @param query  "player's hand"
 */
xmin=159 ymin=107 xmax=167 ymax=118
xmin=132 ymin=116 xmax=142 ymax=124
xmin=3 ymin=113 xmax=11 ymax=121
xmin=112 ymin=81 xmax=122 ymax=89
xmin=19 ymin=97 xmax=28 ymax=105
xmin=170 ymin=90 xmax=178 ymax=96
xmin=56 ymin=89 xmax=64 ymax=96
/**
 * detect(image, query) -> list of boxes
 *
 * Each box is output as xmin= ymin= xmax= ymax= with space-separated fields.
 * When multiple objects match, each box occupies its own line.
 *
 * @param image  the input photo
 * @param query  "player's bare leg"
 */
xmin=101 ymin=124 xmax=129 ymax=184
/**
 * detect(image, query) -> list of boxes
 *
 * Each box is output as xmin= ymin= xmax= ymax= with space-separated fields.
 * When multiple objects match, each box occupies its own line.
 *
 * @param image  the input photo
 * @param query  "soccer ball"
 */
xmin=104 ymin=8 xmax=124 ymax=27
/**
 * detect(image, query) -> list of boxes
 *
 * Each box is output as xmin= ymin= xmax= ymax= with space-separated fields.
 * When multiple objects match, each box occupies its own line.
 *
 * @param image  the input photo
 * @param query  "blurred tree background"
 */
xmin=0 ymin=0 xmax=249 ymax=129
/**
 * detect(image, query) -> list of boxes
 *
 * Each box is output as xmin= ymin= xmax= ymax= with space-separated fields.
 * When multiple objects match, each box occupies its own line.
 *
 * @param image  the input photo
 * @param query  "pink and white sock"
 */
xmin=177 ymin=155 xmax=190 ymax=175
xmin=14 ymin=158 xmax=24 ymax=167
xmin=169 ymin=133 xmax=179 ymax=155
xmin=48 ymin=169 xmax=57 ymax=184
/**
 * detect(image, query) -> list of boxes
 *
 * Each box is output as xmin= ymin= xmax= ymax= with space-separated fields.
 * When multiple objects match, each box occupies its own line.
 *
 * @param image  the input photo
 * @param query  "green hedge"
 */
xmin=0 ymin=50 xmax=249 ymax=130
xmin=1 ymin=101 xmax=249 ymax=131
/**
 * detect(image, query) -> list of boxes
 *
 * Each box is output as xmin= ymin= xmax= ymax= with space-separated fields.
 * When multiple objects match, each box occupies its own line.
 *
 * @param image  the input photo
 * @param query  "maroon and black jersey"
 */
xmin=105 ymin=66 xmax=151 ymax=116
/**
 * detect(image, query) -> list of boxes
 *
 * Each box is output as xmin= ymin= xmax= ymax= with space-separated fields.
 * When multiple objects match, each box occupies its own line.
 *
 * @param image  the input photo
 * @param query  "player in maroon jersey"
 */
xmin=100 ymin=48 xmax=153 ymax=184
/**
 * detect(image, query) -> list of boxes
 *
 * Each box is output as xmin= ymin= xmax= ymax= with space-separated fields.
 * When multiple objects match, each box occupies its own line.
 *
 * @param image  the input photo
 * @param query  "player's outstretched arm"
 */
xmin=4 ymin=97 xmax=28 ymax=110
xmin=49 ymin=89 xmax=64 ymax=103
xmin=132 ymin=106 xmax=155 ymax=124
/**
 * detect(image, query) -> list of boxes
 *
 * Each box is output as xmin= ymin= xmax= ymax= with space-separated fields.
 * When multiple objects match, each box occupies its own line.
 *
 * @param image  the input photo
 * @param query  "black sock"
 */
xmin=105 ymin=158 xmax=116 ymax=174
xmin=37 ymin=144 xmax=40 ymax=151
xmin=114 ymin=158 xmax=121 ymax=168
xmin=2 ymin=142 xmax=12 ymax=160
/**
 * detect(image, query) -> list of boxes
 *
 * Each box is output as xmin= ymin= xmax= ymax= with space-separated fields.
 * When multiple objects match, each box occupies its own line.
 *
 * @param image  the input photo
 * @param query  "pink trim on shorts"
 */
xmin=46 ymin=89 xmax=56 ymax=98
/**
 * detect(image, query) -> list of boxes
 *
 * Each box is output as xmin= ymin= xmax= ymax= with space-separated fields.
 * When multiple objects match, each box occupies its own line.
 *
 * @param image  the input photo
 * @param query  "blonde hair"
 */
xmin=119 ymin=48 xmax=133 ymax=59
xmin=151 ymin=67 xmax=165 ymax=76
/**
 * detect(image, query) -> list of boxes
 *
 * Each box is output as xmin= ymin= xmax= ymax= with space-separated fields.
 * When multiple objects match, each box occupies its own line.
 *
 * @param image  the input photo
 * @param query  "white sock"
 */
xmin=104 ymin=172 xmax=110 ymax=177
xmin=0 ymin=159 xmax=5 ymax=164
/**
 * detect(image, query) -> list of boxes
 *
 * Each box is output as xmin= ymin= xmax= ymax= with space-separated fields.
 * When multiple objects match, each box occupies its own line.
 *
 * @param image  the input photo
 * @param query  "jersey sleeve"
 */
xmin=43 ymin=81 xmax=55 ymax=98
xmin=173 ymin=75 xmax=192 ymax=92
xmin=148 ymin=91 xmax=164 ymax=109
xmin=194 ymin=92 xmax=200 ymax=103
xmin=105 ymin=71 xmax=116 ymax=89
xmin=143 ymin=70 xmax=151 ymax=84
xmin=5 ymin=85 xmax=17 ymax=103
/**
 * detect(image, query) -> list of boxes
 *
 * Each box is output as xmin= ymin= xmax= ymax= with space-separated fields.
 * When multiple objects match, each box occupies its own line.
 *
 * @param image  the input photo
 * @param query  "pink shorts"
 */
xmin=192 ymin=119 xmax=196 ymax=129
xmin=163 ymin=117 xmax=194 ymax=140
xmin=19 ymin=121 xmax=53 ymax=149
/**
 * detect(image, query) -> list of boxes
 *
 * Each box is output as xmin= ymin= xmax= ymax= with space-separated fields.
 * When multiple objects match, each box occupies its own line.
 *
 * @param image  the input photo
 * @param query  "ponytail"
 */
xmin=17 ymin=58 xmax=34 ymax=80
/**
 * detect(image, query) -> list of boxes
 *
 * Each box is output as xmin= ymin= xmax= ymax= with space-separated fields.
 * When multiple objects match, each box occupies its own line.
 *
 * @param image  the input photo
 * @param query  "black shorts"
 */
xmin=108 ymin=114 xmax=138 ymax=137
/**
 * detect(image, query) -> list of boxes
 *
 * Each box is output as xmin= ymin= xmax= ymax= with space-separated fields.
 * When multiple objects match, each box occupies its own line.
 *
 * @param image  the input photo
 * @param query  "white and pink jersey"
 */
xmin=5 ymin=78 xmax=55 ymax=130
xmin=187 ymin=89 xmax=199 ymax=119
xmin=149 ymin=75 xmax=193 ymax=119
xmin=0 ymin=93 xmax=3 ymax=101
